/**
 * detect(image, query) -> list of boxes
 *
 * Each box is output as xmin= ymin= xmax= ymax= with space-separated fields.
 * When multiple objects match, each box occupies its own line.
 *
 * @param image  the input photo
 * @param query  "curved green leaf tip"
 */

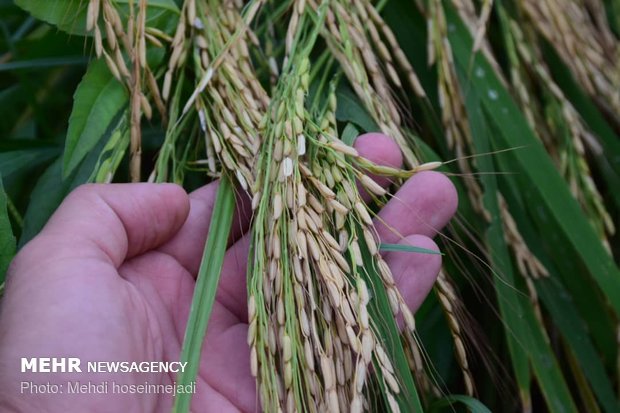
xmin=63 ymin=59 xmax=127 ymax=178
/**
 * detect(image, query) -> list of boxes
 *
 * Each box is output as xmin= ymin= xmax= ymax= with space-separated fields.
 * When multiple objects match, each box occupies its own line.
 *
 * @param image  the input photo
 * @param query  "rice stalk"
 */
xmin=436 ymin=271 xmax=475 ymax=396
xmin=308 ymin=0 xmax=425 ymax=167
xmin=518 ymin=0 xmax=620 ymax=126
xmin=85 ymin=0 xmax=165 ymax=181
xmin=428 ymin=0 xmax=490 ymax=221
xmin=497 ymin=5 xmax=615 ymax=247
xmin=242 ymin=7 xmax=437 ymax=409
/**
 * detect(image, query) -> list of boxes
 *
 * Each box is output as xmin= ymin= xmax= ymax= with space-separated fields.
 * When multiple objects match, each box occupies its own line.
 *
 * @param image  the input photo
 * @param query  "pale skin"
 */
xmin=0 ymin=134 xmax=457 ymax=413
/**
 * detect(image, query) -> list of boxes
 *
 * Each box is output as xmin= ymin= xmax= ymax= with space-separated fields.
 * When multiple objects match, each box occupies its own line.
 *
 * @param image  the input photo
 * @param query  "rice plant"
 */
xmin=1 ymin=0 xmax=619 ymax=411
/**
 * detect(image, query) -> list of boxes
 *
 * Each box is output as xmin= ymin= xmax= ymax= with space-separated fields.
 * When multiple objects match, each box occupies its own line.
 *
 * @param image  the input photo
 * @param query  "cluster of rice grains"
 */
xmin=495 ymin=0 xmax=616 ymax=248
xmin=519 ymin=0 xmax=620 ymax=123
xmin=247 ymin=42 xmax=421 ymax=413
xmin=86 ymin=0 xmax=167 ymax=181
xmin=312 ymin=0 xmax=426 ymax=167
xmin=450 ymin=0 xmax=616 ymax=247
xmin=156 ymin=0 xmax=266 ymax=185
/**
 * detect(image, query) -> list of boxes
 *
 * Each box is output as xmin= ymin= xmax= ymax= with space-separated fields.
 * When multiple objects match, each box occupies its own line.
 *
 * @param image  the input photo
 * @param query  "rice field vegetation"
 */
xmin=1 ymin=0 xmax=619 ymax=411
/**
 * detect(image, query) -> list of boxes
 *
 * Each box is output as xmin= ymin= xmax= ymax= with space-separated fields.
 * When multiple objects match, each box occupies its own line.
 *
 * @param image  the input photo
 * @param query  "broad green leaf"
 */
xmin=20 ymin=139 xmax=104 ymax=246
xmin=15 ymin=0 xmax=179 ymax=35
xmin=0 ymin=148 xmax=59 ymax=178
xmin=0 ymin=176 xmax=16 ymax=283
xmin=63 ymin=59 xmax=127 ymax=177
xmin=336 ymin=85 xmax=380 ymax=132
xmin=173 ymin=176 xmax=235 ymax=413
xmin=14 ymin=0 xmax=89 ymax=34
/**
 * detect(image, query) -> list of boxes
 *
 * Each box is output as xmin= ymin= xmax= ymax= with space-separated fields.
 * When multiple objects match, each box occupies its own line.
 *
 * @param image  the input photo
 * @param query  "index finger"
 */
xmin=157 ymin=181 xmax=253 ymax=275
xmin=374 ymin=171 xmax=458 ymax=243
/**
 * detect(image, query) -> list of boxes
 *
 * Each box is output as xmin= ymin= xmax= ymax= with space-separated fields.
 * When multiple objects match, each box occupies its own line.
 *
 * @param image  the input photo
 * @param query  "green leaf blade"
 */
xmin=0 ymin=148 xmax=59 ymax=178
xmin=0 ymin=176 xmax=16 ymax=283
xmin=15 ymin=0 xmax=179 ymax=35
xmin=358 ymin=231 xmax=424 ymax=413
xmin=430 ymin=395 xmax=493 ymax=413
xmin=538 ymin=277 xmax=619 ymax=413
xmin=63 ymin=59 xmax=127 ymax=178
xmin=173 ymin=176 xmax=236 ymax=413
xmin=444 ymin=0 xmax=620 ymax=317
xmin=452 ymin=37 xmax=578 ymax=411
xmin=379 ymin=243 xmax=443 ymax=255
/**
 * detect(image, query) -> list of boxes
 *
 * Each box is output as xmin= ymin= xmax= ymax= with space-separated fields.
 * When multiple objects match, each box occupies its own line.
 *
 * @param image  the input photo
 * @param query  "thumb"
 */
xmin=17 ymin=183 xmax=190 ymax=269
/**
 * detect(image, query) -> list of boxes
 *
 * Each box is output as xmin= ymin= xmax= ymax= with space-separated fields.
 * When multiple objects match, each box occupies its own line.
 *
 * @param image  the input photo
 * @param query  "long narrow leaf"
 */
xmin=358 ymin=231 xmax=424 ymax=413
xmin=0 ymin=56 xmax=88 ymax=71
xmin=173 ymin=176 xmax=235 ymax=413
xmin=456 ymin=49 xmax=578 ymax=411
xmin=430 ymin=395 xmax=492 ymax=413
xmin=379 ymin=243 xmax=443 ymax=255
xmin=63 ymin=59 xmax=127 ymax=177
xmin=498 ymin=178 xmax=619 ymax=412
xmin=445 ymin=6 xmax=620 ymax=319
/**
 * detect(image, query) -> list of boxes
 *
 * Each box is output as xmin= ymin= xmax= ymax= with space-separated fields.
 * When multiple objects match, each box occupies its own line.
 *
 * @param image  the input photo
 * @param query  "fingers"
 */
xmin=199 ymin=323 xmax=256 ymax=412
xmin=383 ymin=234 xmax=442 ymax=313
xmin=16 ymin=183 xmax=189 ymax=270
xmin=212 ymin=134 xmax=405 ymax=322
xmin=375 ymin=171 xmax=458 ymax=243
xmin=157 ymin=181 xmax=253 ymax=275
xmin=353 ymin=132 xmax=403 ymax=177
xmin=159 ymin=133 xmax=406 ymax=276
xmin=215 ymin=234 xmax=251 ymax=322
xmin=353 ymin=133 xmax=457 ymax=242
xmin=213 ymin=136 xmax=457 ymax=321
xmin=353 ymin=133 xmax=403 ymax=201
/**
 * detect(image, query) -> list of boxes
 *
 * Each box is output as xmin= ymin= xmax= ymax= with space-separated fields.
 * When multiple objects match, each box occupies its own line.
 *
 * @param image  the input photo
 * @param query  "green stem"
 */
xmin=172 ymin=175 xmax=236 ymax=413
xmin=6 ymin=195 xmax=23 ymax=229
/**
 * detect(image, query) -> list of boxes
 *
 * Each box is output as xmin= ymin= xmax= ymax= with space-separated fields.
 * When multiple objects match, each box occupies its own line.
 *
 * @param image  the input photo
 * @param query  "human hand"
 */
xmin=0 ymin=134 xmax=457 ymax=412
